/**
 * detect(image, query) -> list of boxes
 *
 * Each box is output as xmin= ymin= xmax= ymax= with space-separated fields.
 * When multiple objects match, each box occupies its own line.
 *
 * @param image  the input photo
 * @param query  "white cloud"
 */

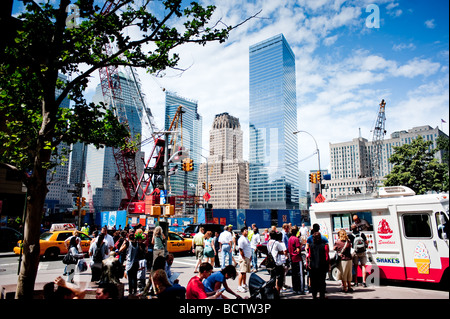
xmin=424 ymin=19 xmax=436 ymax=29
xmin=392 ymin=43 xmax=416 ymax=51
xmin=391 ymin=58 xmax=440 ymax=78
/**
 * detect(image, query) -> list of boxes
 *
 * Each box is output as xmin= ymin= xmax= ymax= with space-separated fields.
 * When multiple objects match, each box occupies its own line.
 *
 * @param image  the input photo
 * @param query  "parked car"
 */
xmin=0 ymin=227 xmax=22 ymax=252
xmin=14 ymin=230 xmax=91 ymax=260
xmin=181 ymin=223 xmax=225 ymax=238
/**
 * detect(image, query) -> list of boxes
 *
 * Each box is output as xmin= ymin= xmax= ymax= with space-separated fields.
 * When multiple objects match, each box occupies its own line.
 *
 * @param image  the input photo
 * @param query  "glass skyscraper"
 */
xmin=249 ymin=34 xmax=299 ymax=209
xmin=164 ymin=91 xmax=202 ymax=198
xmin=84 ymin=71 xmax=144 ymax=213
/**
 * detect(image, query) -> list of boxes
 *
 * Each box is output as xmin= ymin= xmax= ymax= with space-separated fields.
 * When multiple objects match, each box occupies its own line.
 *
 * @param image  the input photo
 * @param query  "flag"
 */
xmin=442 ymin=119 xmax=447 ymax=123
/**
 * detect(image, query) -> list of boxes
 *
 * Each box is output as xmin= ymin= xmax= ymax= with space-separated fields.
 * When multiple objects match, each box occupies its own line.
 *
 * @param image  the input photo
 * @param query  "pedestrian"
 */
xmin=348 ymin=223 xmax=368 ymax=287
xmin=152 ymin=226 xmax=166 ymax=268
xmin=262 ymin=228 xmax=270 ymax=244
xmin=89 ymin=232 xmax=109 ymax=283
xmin=135 ymin=230 xmax=148 ymax=294
xmin=237 ymin=227 xmax=252 ymax=293
xmin=100 ymin=251 xmax=124 ymax=285
xmin=96 ymin=282 xmax=120 ymax=299
xmin=192 ymin=226 xmax=205 ymax=273
xmin=151 ymin=269 xmax=186 ymax=299
xmin=63 ymin=230 xmax=83 ymax=281
xmin=203 ymin=230 xmax=216 ymax=267
xmin=119 ymin=233 xmax=142 ymax=296
xmin=100 ymin=226 xmax=115 ymax=251
xmin=165 ymin=253 xmax=180 ymax=284
xmin=334 ymin=229 xmax=353 ymax=292
xmin=203 ymin=265 xmax=242 ymax=299
xmin=114 ymin=230 xmax=128 ymax=264
xmin=218 ymin=225 xmax=233 ymax=268
xmin=299 ymin=223 xmax=309 ymax=244
xmin=81 ymin=223 xmax=89 ymax=235
xmin=267 ymin=230 xmax=287 ymax=295
xmin=213 ymin=231 xmax=221 ymax=268
xmin=186 ymin=262 xmax=224 ymax=299
xmin=288 ymin=226 xmax=305 ymax=294
xmin=250 ymin=227 xmax=261 ymax=272
xmin=306 ymin=231 xmax=330 ymax=299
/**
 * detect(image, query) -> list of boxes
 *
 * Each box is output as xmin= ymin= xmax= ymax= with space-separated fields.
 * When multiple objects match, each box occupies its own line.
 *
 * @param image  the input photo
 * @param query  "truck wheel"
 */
xmin=329 ymin=265 xmax=339 ymax=281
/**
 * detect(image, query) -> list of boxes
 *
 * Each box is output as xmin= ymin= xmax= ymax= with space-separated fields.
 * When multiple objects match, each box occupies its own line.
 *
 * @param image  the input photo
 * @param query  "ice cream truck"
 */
xmin=309 ymin=186 xmax=449 ymax=288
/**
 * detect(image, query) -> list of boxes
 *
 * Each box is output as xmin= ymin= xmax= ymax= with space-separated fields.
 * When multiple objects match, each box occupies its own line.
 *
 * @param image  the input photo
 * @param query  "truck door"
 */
xmin=398 ymin=211 xmax=444 ymax=283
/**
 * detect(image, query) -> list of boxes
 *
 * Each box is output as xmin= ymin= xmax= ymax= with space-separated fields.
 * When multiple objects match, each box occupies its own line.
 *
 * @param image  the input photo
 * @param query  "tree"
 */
xmin=0 ymin=0 xmax=257 ymax=299
xmin=436 ymin=135 xmax=449 ymax=192
xmin=384 ymin=135 xmax=448 ymax=194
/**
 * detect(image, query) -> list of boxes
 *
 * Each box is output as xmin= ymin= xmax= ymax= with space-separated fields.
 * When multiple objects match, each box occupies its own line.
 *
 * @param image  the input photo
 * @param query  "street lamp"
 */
xmin=293 ymin=130 xmax=322 ymax=194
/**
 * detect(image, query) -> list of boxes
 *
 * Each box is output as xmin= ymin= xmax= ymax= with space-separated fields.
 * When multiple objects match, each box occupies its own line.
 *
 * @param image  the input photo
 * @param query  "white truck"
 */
xmin=309 ymin=186 xmax=449 ymax=288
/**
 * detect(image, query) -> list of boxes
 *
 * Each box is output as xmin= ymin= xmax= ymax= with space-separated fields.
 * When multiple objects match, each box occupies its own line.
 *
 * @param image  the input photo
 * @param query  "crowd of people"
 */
xmin=48 ymin=216 xmax=370 ymax=300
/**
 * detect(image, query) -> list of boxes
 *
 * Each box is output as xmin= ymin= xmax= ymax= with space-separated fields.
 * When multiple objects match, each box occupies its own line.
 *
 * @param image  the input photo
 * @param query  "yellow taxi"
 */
xmin=14 ymin=230 xmax=91 ymax=260
xmin=166 ymin=231 xmax=193 ymax=254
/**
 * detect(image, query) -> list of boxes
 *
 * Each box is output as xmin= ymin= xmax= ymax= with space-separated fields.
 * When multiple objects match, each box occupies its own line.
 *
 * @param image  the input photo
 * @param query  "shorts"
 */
xmin=204 ymin=247 xmax=215 ymax=258
xmin=273 ymin=265 xmax=285 ymax=287
xmin=195 ymin=246 xmax=204 ymax=259
xmin=352 ymin=252 xmax=367 ymax=266
xmin=238 ymin=257 xmax=251 ymax=273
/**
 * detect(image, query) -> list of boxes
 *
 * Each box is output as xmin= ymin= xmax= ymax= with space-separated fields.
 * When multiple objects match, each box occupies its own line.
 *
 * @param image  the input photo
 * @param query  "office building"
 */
xmin=164 ymin=91 xmax=202 ymax=200
xmin=249 ymin=34 xmax=299 ymax=209
xmin=84 ymin=71 xmax=144 ymax=213
xmin=324 ymin=125 xmax=448 ymax=199
xmin=197 ymin=112 xmax=249 ymax=209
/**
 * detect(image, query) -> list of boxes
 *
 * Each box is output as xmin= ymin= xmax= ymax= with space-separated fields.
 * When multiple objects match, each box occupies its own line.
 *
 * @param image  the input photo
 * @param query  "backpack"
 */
xmin=265 ymin=241 xmax=277 ymax=269
xmin=93 ymin=242 xmax=104 ymax=263
xmin=354 ymin=234 xmax=366 ymax=253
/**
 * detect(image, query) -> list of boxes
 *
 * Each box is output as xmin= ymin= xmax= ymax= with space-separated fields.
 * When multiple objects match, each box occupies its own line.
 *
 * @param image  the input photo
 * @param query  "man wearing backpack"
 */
xmin=349 ymin=224 xmax=368 ymax=287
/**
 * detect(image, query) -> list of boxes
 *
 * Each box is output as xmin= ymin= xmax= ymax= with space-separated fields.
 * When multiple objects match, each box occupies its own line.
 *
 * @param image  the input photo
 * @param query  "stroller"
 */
xmin=248 ymin=272 xmax=280 ymax=299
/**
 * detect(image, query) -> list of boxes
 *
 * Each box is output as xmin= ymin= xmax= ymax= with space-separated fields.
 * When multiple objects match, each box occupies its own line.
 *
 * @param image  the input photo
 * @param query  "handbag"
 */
xmin=63 ymin=252 xmax=77 ymax=265
xmin=334 ymin=240 xmax=348 ymax=264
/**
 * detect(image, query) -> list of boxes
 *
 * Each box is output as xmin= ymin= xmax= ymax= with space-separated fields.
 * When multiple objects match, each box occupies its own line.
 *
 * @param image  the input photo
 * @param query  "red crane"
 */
xmin=97 ymin=1 xmax=185 ymax=213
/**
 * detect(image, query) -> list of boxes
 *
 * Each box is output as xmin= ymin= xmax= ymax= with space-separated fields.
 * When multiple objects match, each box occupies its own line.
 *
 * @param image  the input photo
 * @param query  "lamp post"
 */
xmin=293 ymin=130 xmax=322 ymax=194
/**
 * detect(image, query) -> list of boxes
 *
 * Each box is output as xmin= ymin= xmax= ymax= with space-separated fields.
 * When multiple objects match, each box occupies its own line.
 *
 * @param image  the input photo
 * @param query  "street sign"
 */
xmin=74 ymin=183 xmax=85 ymax=187
xmin=203 ymin=192 xmax=211 ymax=202
xmin=160 ymin=190 xmax=167 ymax=204
xmin=315 ymin=193 xmax=326 ymax=203
xmin=67 ymin=189 xmax=78 ymax=193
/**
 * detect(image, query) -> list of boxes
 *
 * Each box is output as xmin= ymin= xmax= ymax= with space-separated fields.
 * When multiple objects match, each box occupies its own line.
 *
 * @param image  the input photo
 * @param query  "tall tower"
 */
xmin=197 ymin=113 xmax=249 ymax=209
xmin=84 ymin=71 xmax=144 ymax=213
xmin=249 ymin=34 xmax=299 ymax=209
xmin=164 ymin=91 xmax=202 ymax=200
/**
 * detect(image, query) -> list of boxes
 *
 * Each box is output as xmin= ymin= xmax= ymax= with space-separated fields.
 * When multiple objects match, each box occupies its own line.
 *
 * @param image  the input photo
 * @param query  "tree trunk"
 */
xmin=15 ymin=98 xmax=54 ymax=299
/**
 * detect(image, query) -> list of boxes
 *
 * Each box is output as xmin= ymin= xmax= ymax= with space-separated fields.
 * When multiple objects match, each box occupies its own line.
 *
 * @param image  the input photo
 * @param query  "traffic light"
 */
xmin=182 ymin=158 xmax=188 ymax=171
xmin=76 ymin=197 xmax=80 ymax=207
xmin=81 ymin=197 xmax=86 ymax=207
xmin=309 ymin=173 xmax=317 ymax=184
xmin=208 ymin=184 xmax=212 ymax=192
xmin=188 ymin=158 xmax=194 ymax=171
xmin=202 ymin=182 xmax=206 ymax=190
xmin=316 ymin=171 xmax=321 ymax=183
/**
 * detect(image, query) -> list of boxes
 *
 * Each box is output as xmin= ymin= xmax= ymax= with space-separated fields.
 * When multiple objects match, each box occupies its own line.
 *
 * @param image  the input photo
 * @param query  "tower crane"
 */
xmin=367 ymin=99 xmax=387 ymax=193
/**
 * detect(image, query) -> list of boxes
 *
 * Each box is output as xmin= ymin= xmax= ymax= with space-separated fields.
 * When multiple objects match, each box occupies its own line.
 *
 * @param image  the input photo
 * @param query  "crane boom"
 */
xmin=368 ymin=99 xmax=387 ymax=193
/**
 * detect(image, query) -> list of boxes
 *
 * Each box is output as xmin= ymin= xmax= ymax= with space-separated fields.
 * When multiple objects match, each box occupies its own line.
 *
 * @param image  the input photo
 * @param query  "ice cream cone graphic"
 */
xmin=413 ymin=242 xmax=430 ymax=275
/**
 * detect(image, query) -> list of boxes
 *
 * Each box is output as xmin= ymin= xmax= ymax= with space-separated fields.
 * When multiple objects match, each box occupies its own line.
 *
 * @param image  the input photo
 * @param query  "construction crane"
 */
xmin=97 ymin=1 xmax=186 ymax=214
xmin=367 ymin=99 xmax=387 ymax=193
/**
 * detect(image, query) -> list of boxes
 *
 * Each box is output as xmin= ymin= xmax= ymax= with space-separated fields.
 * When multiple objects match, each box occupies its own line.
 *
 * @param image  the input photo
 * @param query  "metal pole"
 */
xmin=293 ymin=130 xmax=322 ymax=194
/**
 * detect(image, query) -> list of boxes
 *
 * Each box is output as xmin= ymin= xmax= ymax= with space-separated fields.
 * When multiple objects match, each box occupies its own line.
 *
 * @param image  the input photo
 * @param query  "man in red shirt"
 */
xmin=186 ymin=262 xmax=224 ymax=299
xmin=288 ymin=226 xmax=305 ymax=295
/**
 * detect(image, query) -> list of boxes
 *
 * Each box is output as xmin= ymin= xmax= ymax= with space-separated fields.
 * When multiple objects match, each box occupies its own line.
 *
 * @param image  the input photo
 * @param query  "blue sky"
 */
xmin=12 ymin=0 xmax=449 ymax=178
